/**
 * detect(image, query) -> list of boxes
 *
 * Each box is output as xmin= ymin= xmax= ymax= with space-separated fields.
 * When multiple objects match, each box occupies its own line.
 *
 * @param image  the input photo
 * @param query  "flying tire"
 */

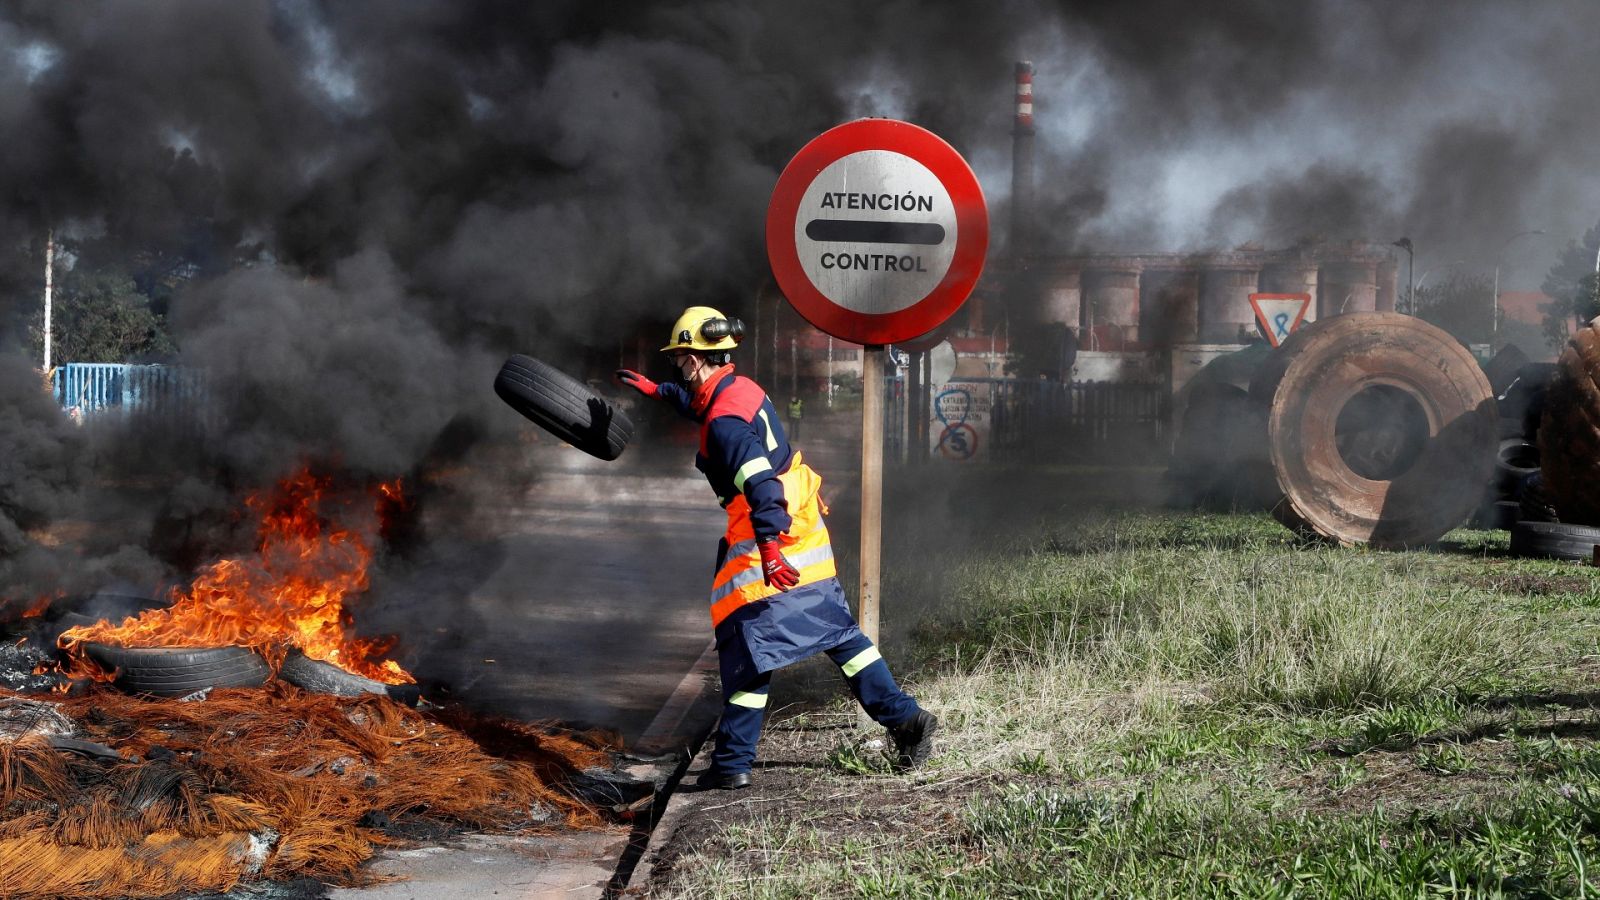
xmin=1255 ymin=313 xmax=1497 ymax=548
xmin=494 ymin=354 xmax=634 ymax=461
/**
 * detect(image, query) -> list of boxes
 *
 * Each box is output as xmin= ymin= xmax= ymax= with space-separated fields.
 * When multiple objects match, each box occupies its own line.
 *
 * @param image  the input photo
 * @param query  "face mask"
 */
xmin=673 ymin=355 xmax=697 ymax=385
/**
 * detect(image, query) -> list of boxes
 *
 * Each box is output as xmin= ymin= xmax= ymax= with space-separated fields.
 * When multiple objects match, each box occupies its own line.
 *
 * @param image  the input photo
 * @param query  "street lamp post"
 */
xmin=1492 ymin=229 xmax=1547 ymax=348
xmin=1393 ymin=238 xmax=1414 ymax=314
xmin=42 ymin=230 xmax=54 ymax=373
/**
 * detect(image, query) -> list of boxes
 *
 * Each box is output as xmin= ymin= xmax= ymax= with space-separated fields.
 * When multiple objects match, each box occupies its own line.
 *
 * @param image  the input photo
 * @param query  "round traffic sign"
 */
xmin=766 ymin=119 xmax=988 ymax=346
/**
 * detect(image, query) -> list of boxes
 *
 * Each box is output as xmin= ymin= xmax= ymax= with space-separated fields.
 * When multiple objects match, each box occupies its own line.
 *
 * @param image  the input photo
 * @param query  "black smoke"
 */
xmin=0 ymin=0 xmax=1595 ymax=669
xmin=1025 ymin=1 xmax=1600 ymax=267
xmin=0 ymin=0 xmax=1046 ymax=604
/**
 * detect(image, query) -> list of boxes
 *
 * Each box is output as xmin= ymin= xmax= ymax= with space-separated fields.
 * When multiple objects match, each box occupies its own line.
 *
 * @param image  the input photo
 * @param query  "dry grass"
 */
xmin=901 ymin=515 xmax=1558 ymax=775
xmin=0 ymin=681 xmax=615 ymax=899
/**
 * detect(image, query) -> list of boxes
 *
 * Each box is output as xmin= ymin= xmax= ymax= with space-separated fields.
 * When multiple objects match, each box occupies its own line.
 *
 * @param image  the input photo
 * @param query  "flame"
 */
xmin=60 ymin=468 xmax=414 ymax=684
xmin=377 ymin=478 xmax=405 ymax=503
xmin=0 ymin=591 xmax=60 ymax=623
xmin=22 ymin=592 xmax=58 ymax=618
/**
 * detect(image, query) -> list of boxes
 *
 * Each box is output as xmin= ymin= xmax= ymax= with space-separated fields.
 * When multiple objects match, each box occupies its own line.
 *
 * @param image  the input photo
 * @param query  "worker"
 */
xmin=617 ymin=306 xmax=936 ymax=790
xmin=786 ymin=394 xmax=804 ymax=442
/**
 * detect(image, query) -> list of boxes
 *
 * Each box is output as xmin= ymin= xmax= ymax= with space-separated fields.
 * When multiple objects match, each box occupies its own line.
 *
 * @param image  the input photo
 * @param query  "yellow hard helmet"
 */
xmin=661 ymin=306 xmax=745 ymax=353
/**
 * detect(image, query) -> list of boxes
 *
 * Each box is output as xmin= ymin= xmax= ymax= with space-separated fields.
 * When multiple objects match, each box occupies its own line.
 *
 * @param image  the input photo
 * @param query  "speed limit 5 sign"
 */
xmin=766 ymin=119 xmax=989 ymax=345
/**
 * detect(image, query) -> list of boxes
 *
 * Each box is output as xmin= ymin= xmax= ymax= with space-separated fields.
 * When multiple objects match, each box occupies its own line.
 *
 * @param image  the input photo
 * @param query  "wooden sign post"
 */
xmin=858 ymin=345 xmax=885 ymax=640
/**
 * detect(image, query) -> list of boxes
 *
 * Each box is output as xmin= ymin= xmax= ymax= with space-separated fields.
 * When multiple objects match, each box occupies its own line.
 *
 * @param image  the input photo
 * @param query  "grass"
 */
xmin=654 ymin=508 xmax=1600 ymax=899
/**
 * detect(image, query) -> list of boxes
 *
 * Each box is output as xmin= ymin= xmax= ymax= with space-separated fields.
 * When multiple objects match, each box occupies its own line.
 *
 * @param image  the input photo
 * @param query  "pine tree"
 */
xmin=1410 ymin=272 xmax=1494 ymax=345
xmin=1540 ymin=220 xmax=1600 ymax=347
xmin=29 ymin=268 xmax=176 ymax=364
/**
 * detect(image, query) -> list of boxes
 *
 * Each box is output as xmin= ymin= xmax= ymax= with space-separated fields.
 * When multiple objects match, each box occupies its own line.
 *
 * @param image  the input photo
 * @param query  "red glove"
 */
xmin=615 ymin=369 xmax=660 ymax=398
xmin=757 ymin=538 xmax=800 ymax=591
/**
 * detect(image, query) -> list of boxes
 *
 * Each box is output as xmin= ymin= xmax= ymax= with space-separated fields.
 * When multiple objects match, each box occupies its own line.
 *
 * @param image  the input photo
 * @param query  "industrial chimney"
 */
xmin=1011 ymin=61 xmax=1036 ymax=258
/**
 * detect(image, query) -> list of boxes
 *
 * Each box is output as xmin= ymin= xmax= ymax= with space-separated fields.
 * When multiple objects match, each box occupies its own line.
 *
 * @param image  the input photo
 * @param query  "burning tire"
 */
xmin=279 ymin=649 xmax=387 ymax=697
xmin=1538 ymin=320 xmax=1600 ymax=524
xmin=278 ymin=649 xmax=419 ymax=705
xmin=1510 ymin=521 xmax=1600 ymax=561
xmin=494 ymin=354 xmax=634 ymax=461
xmin=81 ymin=644 xmax=271 ymax=697
xmin=1256 ymin=313 xmax=1497 ymax=548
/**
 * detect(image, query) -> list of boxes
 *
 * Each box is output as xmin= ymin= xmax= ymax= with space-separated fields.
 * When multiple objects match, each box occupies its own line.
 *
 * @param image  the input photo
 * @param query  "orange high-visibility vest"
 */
xmin=708 ymin=452 xmax=835 ymax=628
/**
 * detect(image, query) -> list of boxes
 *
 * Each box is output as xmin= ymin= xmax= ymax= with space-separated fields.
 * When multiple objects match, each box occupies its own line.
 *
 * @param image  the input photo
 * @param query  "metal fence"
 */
xmin=887 ymin=375 xmax=1169 ymax=464
xmin=993 ymin=379 xmax=1168 ymax=463
xmin=52 ymin=364 xmax=207 ymax=423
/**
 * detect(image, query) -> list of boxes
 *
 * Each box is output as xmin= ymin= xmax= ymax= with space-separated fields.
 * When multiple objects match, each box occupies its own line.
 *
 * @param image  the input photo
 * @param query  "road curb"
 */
xmin=633 ymin=639 xmax=719 ymax=757
xmin=615 ymin=742 xmax=722 ymax=897
xmin=603 ymin=641 xmax=723 ymax=897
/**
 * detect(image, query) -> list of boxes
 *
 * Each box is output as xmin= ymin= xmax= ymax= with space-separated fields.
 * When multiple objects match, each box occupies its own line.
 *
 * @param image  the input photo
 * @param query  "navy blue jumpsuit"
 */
xmin=658 ymin=364 xmax=922 ymax=774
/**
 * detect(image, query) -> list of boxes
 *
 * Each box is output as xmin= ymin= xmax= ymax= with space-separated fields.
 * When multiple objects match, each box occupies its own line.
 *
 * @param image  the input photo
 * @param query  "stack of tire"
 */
xmin=1475 ymin=361 xmax=1551 ymax=534
xmin=1514 ymin=319 xmax=1600 ymax=561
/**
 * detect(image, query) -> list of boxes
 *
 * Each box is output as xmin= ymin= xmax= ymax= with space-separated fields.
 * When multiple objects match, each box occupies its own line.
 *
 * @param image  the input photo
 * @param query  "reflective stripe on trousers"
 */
xmin=710 ymin=632 xmax=921 ymax=774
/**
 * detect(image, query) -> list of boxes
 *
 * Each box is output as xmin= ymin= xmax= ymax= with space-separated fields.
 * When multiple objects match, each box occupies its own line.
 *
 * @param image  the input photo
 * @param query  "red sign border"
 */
xmin=766 ymin=119 xmax=989 ymax=346
xmin=1249 ymin=292 xmax=1312 ymax=348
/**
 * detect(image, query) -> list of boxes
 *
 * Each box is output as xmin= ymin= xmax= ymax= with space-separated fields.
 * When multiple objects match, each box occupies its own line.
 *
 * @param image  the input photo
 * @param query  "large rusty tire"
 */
xmin=1262 ymin=313 xmax=1497 ymax=548
xmin=1248 ymin=314 xmax=1381 ymax=528
xmin=1538 ymin=320 xmax=1600 ymax=524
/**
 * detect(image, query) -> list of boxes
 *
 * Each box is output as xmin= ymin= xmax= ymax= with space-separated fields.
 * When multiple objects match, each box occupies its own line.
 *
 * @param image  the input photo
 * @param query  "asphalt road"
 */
xmin=365 ymin=441 xmax=724 ymax=745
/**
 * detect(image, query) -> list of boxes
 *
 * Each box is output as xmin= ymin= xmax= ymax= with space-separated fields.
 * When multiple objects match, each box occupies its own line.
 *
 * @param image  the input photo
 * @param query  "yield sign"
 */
xmin=766 ymin=119 xmax=989 ymax=346
xmin=1249 ymin=293 xmax=1312 ymax=347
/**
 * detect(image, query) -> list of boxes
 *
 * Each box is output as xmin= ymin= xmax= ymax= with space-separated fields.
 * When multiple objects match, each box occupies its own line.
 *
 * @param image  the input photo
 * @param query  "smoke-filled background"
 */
xmin=1 ymin=0 xmax=1597 ymax=607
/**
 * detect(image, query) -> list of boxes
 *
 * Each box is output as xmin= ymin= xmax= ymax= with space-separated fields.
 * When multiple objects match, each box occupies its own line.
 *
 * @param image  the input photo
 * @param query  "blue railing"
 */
xmin=52 ymin=364 xmax=206 ymax=421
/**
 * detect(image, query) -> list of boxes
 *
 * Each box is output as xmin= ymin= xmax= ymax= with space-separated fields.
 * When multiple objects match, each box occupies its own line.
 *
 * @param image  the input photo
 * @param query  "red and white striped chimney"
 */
xmin=1011 ymin=60 xmax=1036 ymax=258
xmin=1014 ymin=61 xmax=1035 ymax=133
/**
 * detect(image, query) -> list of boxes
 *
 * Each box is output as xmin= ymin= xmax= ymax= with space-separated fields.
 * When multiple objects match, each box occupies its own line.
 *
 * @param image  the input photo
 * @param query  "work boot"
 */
xmin=694 ymin=769 xmax=752 ymax=790
xmin=889 ymin=710 xmax=938 ymax=772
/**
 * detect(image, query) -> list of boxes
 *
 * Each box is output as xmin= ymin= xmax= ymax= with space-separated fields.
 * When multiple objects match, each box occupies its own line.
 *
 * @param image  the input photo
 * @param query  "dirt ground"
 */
xmin=637 ymin=652 xmax=964 ymax=894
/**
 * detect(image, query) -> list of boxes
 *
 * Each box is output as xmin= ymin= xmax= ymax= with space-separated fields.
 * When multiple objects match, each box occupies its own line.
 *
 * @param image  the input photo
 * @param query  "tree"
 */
xmin=29 ymin=268 xmax=176 ymax=364
xmin=1540 ymin=219 xmax=1600 ymax=348
xmin=1408 ymin=271 xmax=1495 ymax=345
